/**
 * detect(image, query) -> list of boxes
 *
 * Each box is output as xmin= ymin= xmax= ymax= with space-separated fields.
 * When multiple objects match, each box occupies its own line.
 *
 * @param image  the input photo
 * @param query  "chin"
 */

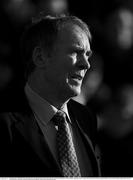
xmin=64 ymin=82 xmax=81 ymax=98
xmin=69 ymin=86 xmax=81 ymax=97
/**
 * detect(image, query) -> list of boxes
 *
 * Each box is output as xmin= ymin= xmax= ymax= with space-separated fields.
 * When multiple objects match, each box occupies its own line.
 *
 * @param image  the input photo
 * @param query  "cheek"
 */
xmin=51 ymin=55 xmax=76 ymax=80
xmin=68 ymin=54 xmax=77 ymax=65
xmin=59 ymin=55 xmax=75 ymax=72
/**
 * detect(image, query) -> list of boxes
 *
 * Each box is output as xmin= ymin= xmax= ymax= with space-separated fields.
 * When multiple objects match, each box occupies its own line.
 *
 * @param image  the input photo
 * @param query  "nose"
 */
xmin=77 ymin=55 xmax=91 ymax=70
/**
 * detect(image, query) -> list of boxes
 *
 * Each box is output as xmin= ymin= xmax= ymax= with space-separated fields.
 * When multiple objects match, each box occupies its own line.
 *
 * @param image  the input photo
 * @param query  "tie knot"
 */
xmin=56 ymin=110 xmax=66 ymax=118
xmin=53 ymin=110 xmax=67 ymax=126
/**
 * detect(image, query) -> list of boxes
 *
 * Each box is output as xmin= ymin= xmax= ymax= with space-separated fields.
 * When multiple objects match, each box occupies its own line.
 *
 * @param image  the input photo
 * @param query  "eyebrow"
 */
xmin=70 ymin=45 xmax=92 ymax=57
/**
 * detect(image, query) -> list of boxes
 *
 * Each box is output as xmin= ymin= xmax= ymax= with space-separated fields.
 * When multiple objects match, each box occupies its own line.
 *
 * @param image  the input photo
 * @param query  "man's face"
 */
xmin=44 ymin=23 xmax=91 ymax=100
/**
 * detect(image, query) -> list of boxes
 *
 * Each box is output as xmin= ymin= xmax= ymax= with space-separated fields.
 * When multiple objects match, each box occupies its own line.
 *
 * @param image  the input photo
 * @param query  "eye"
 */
xmin=71 ymin=49 xmax=83 ymax=56
xmin=71 ymin=51 xmax=77 ymax=55
xmin=69 ymin=49 xmax=78 ymax=57
xmin=86 ymin=50 xmax=92 ymax=59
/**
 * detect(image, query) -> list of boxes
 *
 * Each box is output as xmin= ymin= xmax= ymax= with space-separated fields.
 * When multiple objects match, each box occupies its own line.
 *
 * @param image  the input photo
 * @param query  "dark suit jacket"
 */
xmin=0 ymin=94 xmax=100 ymax=177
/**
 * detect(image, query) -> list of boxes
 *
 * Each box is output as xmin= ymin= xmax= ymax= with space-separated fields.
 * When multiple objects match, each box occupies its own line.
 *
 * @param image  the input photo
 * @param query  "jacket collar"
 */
xmin=13 ymin=93 xmax=62 ymax=176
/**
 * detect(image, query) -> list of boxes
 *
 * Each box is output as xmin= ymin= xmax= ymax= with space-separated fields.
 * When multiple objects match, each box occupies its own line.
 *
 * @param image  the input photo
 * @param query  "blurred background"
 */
xmin=1 ymin=0 xmax=133 ymax=177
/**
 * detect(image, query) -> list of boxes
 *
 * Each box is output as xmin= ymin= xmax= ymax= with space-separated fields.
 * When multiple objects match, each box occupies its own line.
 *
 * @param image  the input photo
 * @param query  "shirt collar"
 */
xmin=25 ymin=83 xmax=71 ymax=125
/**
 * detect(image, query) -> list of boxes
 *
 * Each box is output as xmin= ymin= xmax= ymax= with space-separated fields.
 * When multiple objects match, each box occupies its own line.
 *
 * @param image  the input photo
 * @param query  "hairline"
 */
xmin=22 ymin=14 xmax=91 ymax=79
xmin=41 ymin=16 xmax=91 ymax=55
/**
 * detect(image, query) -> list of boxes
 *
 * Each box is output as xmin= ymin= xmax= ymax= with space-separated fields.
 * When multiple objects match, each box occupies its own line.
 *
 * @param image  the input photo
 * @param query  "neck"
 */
xmin=27 ymin=76 xmax=69 ymax=109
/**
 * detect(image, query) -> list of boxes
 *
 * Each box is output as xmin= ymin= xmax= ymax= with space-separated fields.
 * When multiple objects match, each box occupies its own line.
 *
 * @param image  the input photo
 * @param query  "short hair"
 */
xmin=20 ymin=12 xmax=92 ymax=80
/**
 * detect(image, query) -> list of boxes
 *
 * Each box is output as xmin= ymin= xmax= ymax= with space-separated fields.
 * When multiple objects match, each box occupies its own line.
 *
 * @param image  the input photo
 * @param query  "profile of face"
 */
xmin=43 ymin=23 xmax=91 ymax=100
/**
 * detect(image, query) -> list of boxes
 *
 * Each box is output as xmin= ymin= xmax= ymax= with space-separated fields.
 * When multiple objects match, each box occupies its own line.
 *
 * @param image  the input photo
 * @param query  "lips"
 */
xmin=71 ymin=74 xmax=84 ymax=81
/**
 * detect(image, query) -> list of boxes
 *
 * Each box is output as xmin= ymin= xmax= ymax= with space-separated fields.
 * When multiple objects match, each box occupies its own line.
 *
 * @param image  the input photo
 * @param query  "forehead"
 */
xmin=55 ymin=23 xmax=90 ymax=49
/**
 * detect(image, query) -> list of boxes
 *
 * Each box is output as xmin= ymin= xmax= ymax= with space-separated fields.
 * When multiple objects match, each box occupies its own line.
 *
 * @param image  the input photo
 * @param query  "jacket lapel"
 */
xmin=13 ymin=106 xmax=62 ymax=175
xmin=68 ymin=100 xmax=100 ymax=176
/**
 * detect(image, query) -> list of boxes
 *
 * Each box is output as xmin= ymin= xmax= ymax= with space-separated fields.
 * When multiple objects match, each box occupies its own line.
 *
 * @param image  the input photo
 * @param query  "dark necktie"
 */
xmin=53 ymin=110 xmax=81 ymax=177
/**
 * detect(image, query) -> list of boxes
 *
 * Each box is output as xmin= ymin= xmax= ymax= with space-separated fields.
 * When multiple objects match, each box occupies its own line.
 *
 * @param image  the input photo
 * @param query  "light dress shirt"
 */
xmin=25 ymin=83 xmax=71 ymax=161
xmin=25 ymin=83 xmax=93 ymax=176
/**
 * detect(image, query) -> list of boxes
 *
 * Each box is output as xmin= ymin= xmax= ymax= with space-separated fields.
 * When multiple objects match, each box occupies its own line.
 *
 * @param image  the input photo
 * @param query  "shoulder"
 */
xmin=0 ymin=111 xmax=23 ymax=139
xmin=0 ymin=112 xmax=13 ymax=127
xmin=68 ymin=99 xmax=97 ymax=145
xmin=68 ymin=99 xmax=96 ymax=122
xmin=0 ymin=112 xmax=16 ymax=132
xmin=0 ymin=112 xmax=14 ymax=146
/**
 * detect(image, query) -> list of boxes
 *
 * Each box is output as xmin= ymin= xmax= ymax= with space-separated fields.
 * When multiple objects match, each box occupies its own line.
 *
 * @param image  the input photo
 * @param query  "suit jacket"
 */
xmin=0 ymin=94 xmax=101 ymax=177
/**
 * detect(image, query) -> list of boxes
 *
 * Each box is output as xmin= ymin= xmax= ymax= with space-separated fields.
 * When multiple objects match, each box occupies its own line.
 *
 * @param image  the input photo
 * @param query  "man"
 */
xmin=0 ymin=13 xmax=100 ymax=177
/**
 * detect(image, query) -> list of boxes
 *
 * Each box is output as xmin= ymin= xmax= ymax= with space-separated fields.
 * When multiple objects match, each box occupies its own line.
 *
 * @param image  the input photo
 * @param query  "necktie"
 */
xmin=53 ymin=110 xmax=81 ymax=177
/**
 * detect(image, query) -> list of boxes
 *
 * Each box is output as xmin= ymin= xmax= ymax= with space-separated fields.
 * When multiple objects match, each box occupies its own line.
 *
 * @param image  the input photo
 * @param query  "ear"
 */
xmin=32 ymin=46 xmax=47 ymax=68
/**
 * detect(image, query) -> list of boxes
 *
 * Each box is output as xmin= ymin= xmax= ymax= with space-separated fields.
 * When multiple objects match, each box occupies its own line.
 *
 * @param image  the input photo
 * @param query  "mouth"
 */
xmin=70 ymin=74 xmax=84 ymax=81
